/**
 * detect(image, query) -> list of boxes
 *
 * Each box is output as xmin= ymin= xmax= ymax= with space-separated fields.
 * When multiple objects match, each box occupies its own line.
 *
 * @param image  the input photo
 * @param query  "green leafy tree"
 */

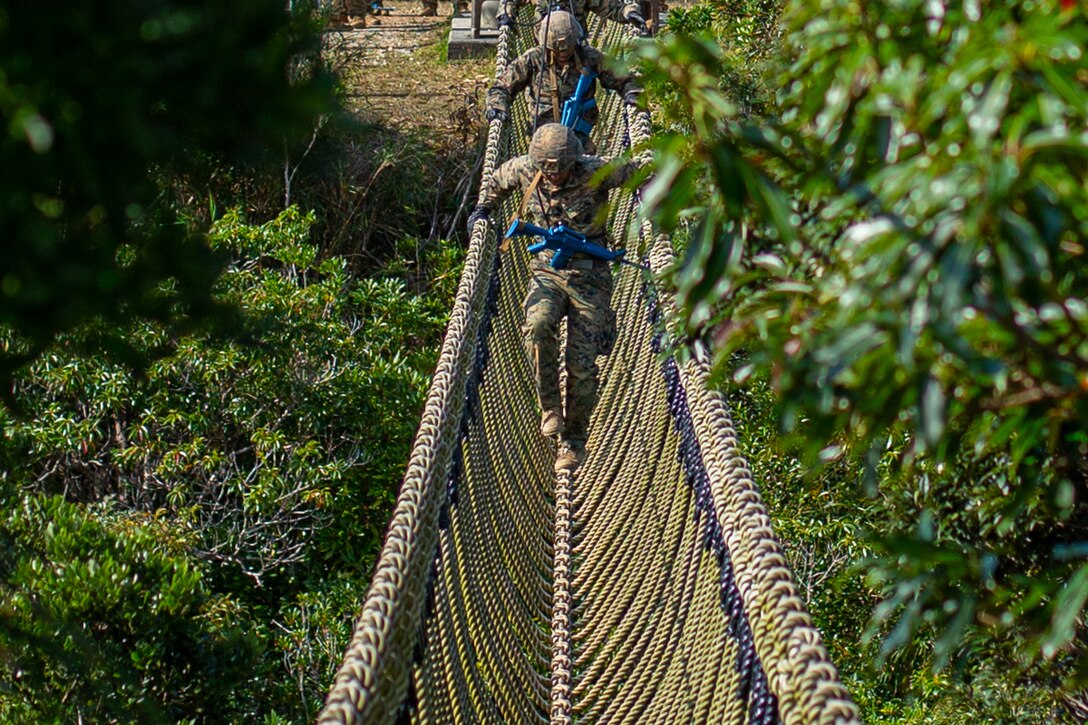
xmin=638 ymin=0 xmax=1088 ymax=719
xmin=0 ymin=209 xmax=459 ymax=719
xmin=1 ymin=1 xmax=469 ymax=719
xmin=0 ymin=495 xmax=263 ymax=723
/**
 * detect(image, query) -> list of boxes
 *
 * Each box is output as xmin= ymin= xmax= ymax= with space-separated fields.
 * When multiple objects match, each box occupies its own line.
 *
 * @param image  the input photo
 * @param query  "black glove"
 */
xmin=497 ymin=12 xmax=514 ymax=26
xmin=484 ymin=107 xmax=508 ymax=122
xmin=626 ymin=10 xmax=646 ymax=27
xmin=467 ymin=205 xmax=490 ymax=236
xmin=623 ymin=90 xmax=641 ymax=108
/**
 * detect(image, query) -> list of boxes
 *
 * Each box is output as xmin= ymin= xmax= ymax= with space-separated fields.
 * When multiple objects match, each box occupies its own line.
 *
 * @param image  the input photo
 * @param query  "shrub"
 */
xmin=0 ymin=207 xmax=461 ymax=719
xmin=0 ymin=494 xmax=263 ymax=723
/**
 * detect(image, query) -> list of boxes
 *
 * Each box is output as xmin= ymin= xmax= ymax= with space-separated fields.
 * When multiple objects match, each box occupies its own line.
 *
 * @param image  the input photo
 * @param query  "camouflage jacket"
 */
xmin=479 ymin=153 xmax=638 ymax=241
xmin=486 ymin=45 xmax=640 ymax=128
xmin=500 ymin=0 xmax=639 ymax=29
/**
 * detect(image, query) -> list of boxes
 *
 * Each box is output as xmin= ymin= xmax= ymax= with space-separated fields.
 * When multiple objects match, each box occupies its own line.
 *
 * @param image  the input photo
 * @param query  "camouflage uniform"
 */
xmin=478 ymin=144 xmax=637 ymax=446
xmin=485 ymin=44 xmax=640 ymax=146
xmin=499 ymin=0 xmax=640 ymax=31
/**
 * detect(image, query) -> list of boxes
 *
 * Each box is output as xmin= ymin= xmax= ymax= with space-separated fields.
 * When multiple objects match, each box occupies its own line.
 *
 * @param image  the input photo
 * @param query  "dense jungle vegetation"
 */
xmin=1 ymin=0 xmax=470 ymax=720
xmin=1 ymin=0 xmax=1086 ymax=722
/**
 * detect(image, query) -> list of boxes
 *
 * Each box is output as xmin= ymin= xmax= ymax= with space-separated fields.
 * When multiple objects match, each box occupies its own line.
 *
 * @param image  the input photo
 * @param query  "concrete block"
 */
xmin=447 ymin=12 xmax=499 ymax=59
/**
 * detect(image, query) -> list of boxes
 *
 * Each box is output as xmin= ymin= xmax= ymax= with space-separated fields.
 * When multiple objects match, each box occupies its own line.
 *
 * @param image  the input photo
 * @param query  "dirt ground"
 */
xmin=324 ymin=2 xmax=497 ymax=144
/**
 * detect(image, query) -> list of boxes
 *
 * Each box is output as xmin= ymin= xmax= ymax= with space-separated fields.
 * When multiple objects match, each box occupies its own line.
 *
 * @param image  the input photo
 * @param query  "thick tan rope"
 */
xmin=319 ymin=10 xmax=861 ymax=725
xmin=315 ymin=24 xmax=514 ymax=724
xmin=551 ymin=467 xmax=574 ymax=725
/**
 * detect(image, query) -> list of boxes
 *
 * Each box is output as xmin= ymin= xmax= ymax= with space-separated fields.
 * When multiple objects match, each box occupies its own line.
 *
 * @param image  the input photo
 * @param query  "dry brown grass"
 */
xmin=323 ymin=1 xmax=494 ymax=142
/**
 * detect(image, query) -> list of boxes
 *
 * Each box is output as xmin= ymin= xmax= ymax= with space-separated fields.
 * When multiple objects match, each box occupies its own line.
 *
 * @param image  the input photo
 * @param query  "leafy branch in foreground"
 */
xmin=639 ymin=0 xmax=1088 ymax=719
xmin=0 ymin=0 xmax=336 ymax=381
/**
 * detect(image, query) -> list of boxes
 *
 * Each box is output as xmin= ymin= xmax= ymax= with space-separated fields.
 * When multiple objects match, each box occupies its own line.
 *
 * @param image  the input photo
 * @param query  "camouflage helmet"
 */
xmin=529 ymin=123 xmax=583 ymax=174
xmin=536 ymin=10 xmax=581 ymax=54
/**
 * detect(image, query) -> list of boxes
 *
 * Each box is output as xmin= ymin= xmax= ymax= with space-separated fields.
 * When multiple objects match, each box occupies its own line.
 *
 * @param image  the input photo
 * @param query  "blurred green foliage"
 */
xmin=641 ymin=0 xmax=1088 ymax=719
xmin=0 ymin=0 xmax=335 ymax=378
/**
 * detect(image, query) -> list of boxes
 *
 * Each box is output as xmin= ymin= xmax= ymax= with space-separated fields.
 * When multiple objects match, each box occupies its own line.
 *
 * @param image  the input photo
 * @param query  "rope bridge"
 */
xmin=319 ymin=11 xmax=859 ymax=725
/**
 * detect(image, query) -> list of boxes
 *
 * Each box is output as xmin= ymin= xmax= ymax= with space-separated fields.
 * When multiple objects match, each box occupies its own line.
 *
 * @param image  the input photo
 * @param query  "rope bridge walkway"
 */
xmin=319 ymin=11 xmax=860 ymax=725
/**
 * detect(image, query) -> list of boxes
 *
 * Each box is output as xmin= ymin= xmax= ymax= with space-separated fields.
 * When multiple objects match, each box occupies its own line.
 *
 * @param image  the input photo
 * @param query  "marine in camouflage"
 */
xmin=485 ymin=28 xmax=641 ymax=143
xmin=478 ymin=125 xmax=638 ymax=447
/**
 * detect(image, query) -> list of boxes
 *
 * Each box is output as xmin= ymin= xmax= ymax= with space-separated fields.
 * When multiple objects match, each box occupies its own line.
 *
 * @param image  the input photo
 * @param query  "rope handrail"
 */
xmin=319 ymin=10 xmax=860 ymax=724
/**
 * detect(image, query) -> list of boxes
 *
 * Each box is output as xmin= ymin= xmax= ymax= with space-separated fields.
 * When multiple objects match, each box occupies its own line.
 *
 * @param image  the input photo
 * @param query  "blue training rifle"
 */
xmin=505 ymin=219 xmax=632 ymax=270
xmin=560 ymin=68 xmax=597 ymax=136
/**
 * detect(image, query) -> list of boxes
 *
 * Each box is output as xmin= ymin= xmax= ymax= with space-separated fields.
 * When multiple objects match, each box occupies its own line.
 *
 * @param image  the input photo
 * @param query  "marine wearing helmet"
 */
xmin=466 ymin=123 xmax=644 ymax=472
xmin=529 ymin=123 xmax=583 ymax=183
xmin=484 ymin=10 xmax=642 ymax=149
xmin=537 ymin=8 xmax=581 ymax=56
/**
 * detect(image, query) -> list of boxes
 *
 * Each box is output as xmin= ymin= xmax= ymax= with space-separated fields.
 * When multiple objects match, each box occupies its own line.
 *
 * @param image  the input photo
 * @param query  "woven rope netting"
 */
xmin=319 ymin=12 xmax=860 ymax=725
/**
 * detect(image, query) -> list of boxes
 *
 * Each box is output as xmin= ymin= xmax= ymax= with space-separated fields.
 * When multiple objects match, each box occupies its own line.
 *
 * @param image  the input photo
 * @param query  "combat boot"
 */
xmin=540 ymin=408 xmax=563 ymax=437
xmin=554 ymin=442 xmax=585 ymax=473
xmin=420 ymin=3 xmax=438 ymax=15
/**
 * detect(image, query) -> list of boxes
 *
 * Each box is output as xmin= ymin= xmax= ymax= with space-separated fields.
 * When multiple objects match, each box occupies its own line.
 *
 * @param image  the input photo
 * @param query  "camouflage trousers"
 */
xmin=522 ymin=255 xmax=615 ymax=445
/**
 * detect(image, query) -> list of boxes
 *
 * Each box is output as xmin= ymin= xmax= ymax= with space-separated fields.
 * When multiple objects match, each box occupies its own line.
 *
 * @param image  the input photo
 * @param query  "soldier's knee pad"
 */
xmin=522 ymin=317 xmax=556 ymax=346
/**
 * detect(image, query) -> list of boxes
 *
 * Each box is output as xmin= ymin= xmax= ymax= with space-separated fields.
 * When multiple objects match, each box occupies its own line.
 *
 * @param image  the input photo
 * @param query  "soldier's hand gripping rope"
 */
xmin=467 ymin=205 xmax=490 ymax=236
xmin=625 ymin=9 xmax=650 ymax=35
